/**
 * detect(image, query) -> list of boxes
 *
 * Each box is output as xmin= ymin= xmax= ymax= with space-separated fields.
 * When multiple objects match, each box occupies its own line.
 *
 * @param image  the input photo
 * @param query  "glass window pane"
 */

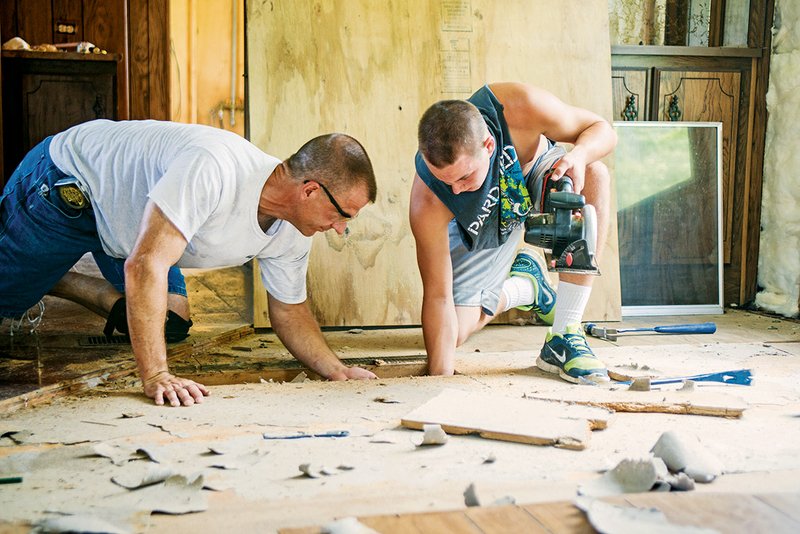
xmin=614 ymin=122 xmax=723 ymax=315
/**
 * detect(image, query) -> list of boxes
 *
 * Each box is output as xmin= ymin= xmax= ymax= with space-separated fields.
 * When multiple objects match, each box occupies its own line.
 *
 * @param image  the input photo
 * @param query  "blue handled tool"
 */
xmin=610 ymin=368 xmax=752 ymax=386
xmin=584 ymin=322 xmax=716 ymax=342
xmin=263 ymin=430 xmax=349 ymax=440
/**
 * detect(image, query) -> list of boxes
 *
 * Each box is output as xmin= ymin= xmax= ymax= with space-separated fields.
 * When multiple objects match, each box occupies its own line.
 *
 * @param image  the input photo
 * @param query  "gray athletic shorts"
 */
xmin=451 ymin=141 xmax=565 ymax=316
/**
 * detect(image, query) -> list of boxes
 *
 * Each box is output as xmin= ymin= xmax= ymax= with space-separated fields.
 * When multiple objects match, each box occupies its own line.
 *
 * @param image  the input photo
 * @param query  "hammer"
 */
xmin=584 ymin=322 xmax=716 ymax=342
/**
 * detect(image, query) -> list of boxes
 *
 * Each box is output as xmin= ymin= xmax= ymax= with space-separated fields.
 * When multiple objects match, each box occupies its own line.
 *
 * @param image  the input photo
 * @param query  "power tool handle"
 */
xmin=555 ymin=175 xmax=574 ymax=193
xmin=652 ymin=322 xmax=717 ymax=334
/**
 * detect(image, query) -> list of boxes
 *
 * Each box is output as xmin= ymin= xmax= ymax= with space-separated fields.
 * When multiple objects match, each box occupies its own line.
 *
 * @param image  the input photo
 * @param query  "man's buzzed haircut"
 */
xmin=418 ymin=100 xmax=486 ymax=168
xmin=287 ymin=133 xmax=377 ymax=202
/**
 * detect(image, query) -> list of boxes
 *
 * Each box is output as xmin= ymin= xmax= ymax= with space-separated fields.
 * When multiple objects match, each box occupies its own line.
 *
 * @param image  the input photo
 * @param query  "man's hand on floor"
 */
xmin=143 ymin=371 xmax=210 ymax=406
xmin=328 ymin=366 xmax=378 ymax=381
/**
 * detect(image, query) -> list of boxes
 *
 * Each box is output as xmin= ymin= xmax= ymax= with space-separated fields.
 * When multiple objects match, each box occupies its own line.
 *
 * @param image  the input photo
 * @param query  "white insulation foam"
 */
xmin=756 ymin=0 xmax=800 ymax=317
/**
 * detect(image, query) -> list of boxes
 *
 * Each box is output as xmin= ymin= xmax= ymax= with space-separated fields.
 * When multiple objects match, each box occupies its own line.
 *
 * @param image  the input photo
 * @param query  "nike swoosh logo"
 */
xmin=547 ymin=345 xmax=567 ymax=363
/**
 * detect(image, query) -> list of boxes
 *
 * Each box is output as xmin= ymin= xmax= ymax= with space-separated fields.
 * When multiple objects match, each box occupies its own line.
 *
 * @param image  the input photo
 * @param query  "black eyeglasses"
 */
xmin=304 ymin=180 xmax=353 ymax=219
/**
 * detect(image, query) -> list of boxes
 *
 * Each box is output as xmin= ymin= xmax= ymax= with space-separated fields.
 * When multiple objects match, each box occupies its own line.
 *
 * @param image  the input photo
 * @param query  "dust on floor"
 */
xmin=1 ymin=310 xmax=799 ymax=532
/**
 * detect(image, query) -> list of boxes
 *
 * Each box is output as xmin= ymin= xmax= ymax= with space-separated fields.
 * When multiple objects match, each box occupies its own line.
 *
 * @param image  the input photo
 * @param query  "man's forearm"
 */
xmin=269 ymin=299 xmax=347 ymax=378
xmin=421 ymin=297 xmax=458 ymax=375
xmin=574 ymin=121 xmax=617 ymax=163
xmin=124 ymin=258 xmax=170 ymax=381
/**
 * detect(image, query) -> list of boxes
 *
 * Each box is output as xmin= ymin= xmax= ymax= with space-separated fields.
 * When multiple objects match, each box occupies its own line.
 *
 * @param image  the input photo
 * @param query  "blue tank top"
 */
xmin=415 ymin=85 xmax=531 ymax=251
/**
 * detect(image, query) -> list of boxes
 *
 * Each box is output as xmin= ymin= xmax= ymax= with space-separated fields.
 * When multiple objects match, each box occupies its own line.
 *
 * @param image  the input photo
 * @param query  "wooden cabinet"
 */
xmin=611 ymin=49 xmax=762 ymax=306
xmin=1 ymin=50 xmax=118 ymax=182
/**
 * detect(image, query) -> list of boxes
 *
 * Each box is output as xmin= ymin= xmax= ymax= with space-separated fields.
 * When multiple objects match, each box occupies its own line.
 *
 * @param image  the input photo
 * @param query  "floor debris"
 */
xmin=290 ymin=371 xmax=309 ymax=383
xmin=373 ymin=396 xmax=401 ymax=404
xmin=105 ymin=473 xmax=207 ymax=514
xmin=651 ymin=430 xmax=724 ymax=483
xmin=91 ymin=443 xmax=144 ymax=466
xmin=463 ymin=482 xmax=516 ymax=507
xmin=414 ymin=423 xmax=449 ymax=446
xmin=526 ymin=388 xmax=747 ymax=418
xmin=575 ymin=497 xmax=719 ymax=534
xmin=403 ymin=389 xmax=605 ymax=449
xmin=208 ymin=448 xmax=269 ymax=470
xmin=33 ymin=513 xmax=131 ymax=534
xmin=578 ymin=457 xmax=669 ymax=497
xmin=320 ymin=516 xmax=378 ymax=534
xmin=628 ymin=377 xmax=652 ymax=391
xmin=111 ymin=464 xmax=181 ymax=489
xmin=299 ymin=463 xmax=350 ymax=478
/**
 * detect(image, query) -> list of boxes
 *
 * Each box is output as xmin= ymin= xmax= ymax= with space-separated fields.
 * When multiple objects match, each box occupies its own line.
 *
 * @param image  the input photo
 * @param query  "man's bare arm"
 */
xmin=490 ymin=82 xmax=617 ymax=192
xmin=125 ymin=202 xmax=209 ymax=406
xmin=409 ymin=173 xmax=459 ymax=375
xmin=267 ymin=294 xmax=377 ymax=380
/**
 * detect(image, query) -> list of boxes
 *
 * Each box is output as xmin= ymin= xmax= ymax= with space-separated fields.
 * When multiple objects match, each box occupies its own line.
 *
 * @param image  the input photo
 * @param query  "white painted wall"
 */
xmin=755 ymin=0 xmax=800 ymax=317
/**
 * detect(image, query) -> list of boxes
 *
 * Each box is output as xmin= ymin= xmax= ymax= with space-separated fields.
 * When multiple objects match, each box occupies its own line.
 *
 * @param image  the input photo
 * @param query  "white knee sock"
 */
xmin=552 ymin=282 xmax=592 ymax=334
xmin=500 ymin=276 xmax=535 ymax=312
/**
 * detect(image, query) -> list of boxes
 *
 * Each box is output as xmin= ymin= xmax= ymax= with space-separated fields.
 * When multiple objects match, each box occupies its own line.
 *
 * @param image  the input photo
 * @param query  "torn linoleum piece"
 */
xmin=321 ymin=516 xmax=378 ymax=534
xmin=578 ymin=457 xmax=669 ymax=497
xmin=575 ymin=497 xmax=719 ymax=534
xmin=33 ymin=513 xmax=131 ymax=534
xmin=651 ymin=430 xmax=724 ymax=483
xmin=209 ymin=448 xmax=269 ymax=470
xmin=105 ymin=474 xmax=207 ymax=515
xmin=414 ymin=424 xmax=448 ymax=446
xmin=90 ymin=443 xmax=144 ymax=466
xmin=299 ymin=463 xmax=354 ymax=478
xmin=463 ymin=482 xmax=516 ymax=507
xmin=1 ymin=429 xmax=34 ymax=444
xmin=112 ymin=464 xmax=181 ymax=489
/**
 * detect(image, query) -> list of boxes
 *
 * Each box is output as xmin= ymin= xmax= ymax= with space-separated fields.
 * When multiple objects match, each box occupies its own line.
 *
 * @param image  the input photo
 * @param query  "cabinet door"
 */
xmin=21 ymin=73 xmax=114 ymax=153
xmin=612 ymin=68 xmax=649 ymax=121
xmin=655 ymin=69 xmax=740 ymax=263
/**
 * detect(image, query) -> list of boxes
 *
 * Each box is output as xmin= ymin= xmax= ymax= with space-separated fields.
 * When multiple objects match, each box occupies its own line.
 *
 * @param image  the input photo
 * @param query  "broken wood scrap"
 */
xmin=400 ymin=388 xmax=607 ymax=450
xmin=526 ymin=389 xmax=747 ymax=418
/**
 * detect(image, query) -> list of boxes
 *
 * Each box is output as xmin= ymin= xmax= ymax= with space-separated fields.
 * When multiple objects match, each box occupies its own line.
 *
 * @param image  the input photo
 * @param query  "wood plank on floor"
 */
xmin=465 ymin=504 xmax=550 ymax=533
xmin=281 ymin=493 xmax=800 ymax=534
xmin=527 ymin=388 xmax=747 ymax=418
xmin=622 ymin=492 xmax=800 ymax=533
xmin=521 ymin=501 xmax=595 ymax=534
xmin=755 ymin=493 xmax=800 ymax=524
xmin=279 ymin=509 xmax=483 ymax=534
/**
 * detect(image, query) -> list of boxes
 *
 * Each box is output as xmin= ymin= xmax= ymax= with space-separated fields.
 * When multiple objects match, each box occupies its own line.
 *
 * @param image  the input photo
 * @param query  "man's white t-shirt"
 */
xmin=49 ymin=119 xmax=311 ymax=304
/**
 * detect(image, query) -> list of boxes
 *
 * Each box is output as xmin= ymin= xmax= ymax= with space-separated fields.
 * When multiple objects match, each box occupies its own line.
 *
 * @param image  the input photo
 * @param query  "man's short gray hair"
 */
xmin=286 ymin=133 xmax=377 ymax=202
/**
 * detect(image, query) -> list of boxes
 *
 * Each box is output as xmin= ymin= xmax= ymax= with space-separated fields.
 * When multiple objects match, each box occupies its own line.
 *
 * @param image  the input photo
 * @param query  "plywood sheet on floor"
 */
xmin=401 ymin=388 xmax=611 ymax=449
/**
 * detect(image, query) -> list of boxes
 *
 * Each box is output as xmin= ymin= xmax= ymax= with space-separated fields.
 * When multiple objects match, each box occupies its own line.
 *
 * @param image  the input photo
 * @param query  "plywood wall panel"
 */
xmin=248 ymin=0 xmax=621 ymax=327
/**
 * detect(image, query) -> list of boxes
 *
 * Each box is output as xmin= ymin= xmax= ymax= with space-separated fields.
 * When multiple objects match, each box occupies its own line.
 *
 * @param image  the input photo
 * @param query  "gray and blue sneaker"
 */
xmin=537 ymin=324 xmax=609 ymax=384
xmin=509 ymin=250 xmax=556 ymax=325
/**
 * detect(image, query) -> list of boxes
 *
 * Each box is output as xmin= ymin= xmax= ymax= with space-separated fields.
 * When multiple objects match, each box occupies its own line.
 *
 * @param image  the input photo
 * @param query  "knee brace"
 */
xmin=164 ymin=310 xmax=193 ymax=343
xmin=103 ymin=297 xmax=193 ymax=343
